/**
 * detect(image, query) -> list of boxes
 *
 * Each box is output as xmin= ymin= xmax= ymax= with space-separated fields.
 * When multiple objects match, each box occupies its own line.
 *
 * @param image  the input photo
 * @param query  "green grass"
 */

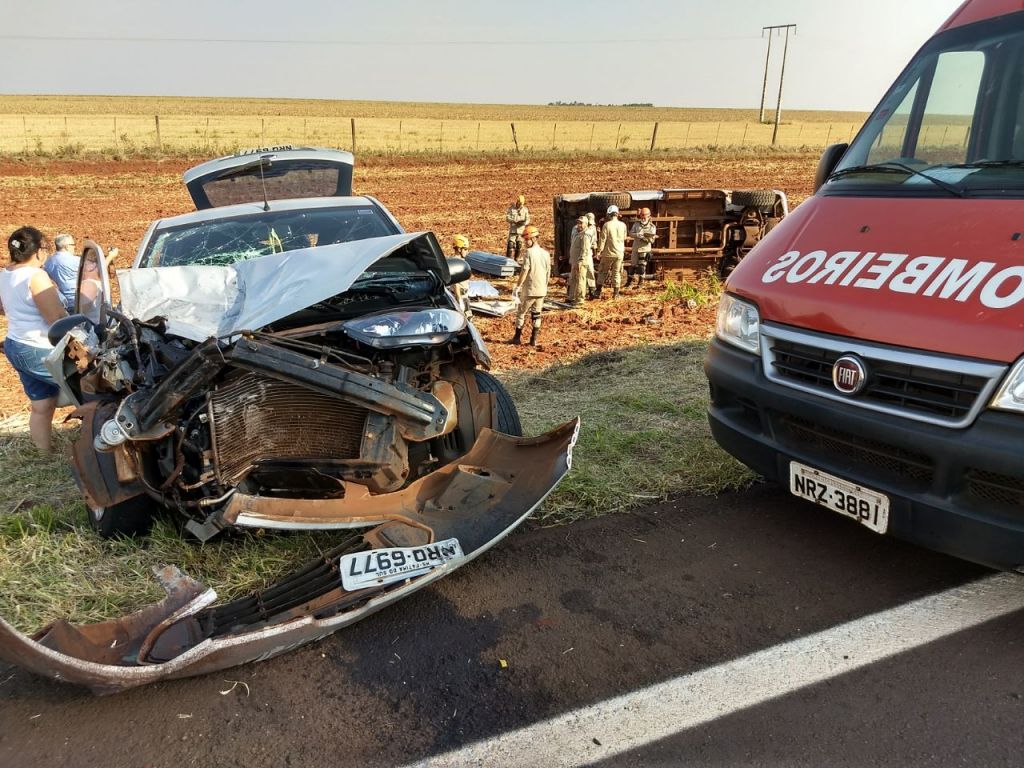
xmin=0 ymin=342 xmax=754 ymax=631
xmin=505 ymin=341 xmax=755 ymax=525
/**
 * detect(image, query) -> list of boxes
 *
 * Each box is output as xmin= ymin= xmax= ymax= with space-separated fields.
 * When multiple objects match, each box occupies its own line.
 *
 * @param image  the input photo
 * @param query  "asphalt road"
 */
xmin=1 ymin=484 xmax=1021 ymax=767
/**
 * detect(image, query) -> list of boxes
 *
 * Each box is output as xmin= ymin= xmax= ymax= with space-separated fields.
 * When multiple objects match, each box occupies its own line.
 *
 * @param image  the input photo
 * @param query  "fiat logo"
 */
xmin=832 ymin=355 xmax=867 ymax=395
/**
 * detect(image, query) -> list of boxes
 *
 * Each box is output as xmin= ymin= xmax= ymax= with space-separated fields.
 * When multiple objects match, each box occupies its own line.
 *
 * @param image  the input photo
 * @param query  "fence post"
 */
xmin=714 ymin=121 xmax=721 ymax=146
xmin=476 ymin=121 xmax=480 ymax=151
xmin=683 ymin=122 xmax=691 ymax=148
xmin=614 ymin=123 xmax=621 ymax=150
xmin=741 ymin=123 xmax=749 ymax=146
xmin=22 ymin=116 xmax=28 ymax=154
xmin=589 ymin=123 xmax=595 ymax=151
xmin=824 ymin=123 xmax=832 ymax=146
xmin=440 ymin=120 xmax=444 ymax=151
xmin=205 ymin=117 xmax=210 ymax=150
xmin=303 ymin=118 xmax=307 ymax=143
xmin=261 ymin=117 xmax=265 ymax=146
xmin=510 ymin=122 xmax=519 ymax=152
xmin=113 ymin=116 xmax=118 ymax=150
xmin=941 ymin=125 xmax=949 ymax=146
xmin=552 ymin=122 xmax=557 ymax=150
xmin=155 ymin=115 xmax=162 ymax=151
xmin=649 ymin=122 xmax=659 ymax=151
xmin=63 ymin=115 xmax=68 ymax=141
xmin=399 ymin=120 xmax=403 ymax=153
xmin=351 ymin=118 xmax=357 ymax=152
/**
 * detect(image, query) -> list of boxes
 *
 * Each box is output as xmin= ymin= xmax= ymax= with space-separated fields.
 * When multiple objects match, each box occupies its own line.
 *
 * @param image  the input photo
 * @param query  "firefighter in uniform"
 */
xmin=595 ymin=204 xmax=627 ymax=298
xmin=505 ymin=194 xmax=530 ymax=263
xmin=567 ymin=215 xmax=593 ymax=305
xmin=585 ymin=212 xmax=598 ymax=298
xmin=511 ymin=225 xmax=550 ymax=346
xmin=626 ymin=207 xmax=657 ymax=288
xmin=451 ymin=234 xmax=472 ymax=317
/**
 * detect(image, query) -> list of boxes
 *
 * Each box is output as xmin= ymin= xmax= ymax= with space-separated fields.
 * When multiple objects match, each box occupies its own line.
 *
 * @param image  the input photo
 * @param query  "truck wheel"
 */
xmin=731 ymin=189 xmax=777 ymax=209
xmin=474 ymin=371 xmax=523 ymax=436
xmin=87 ymin=496 xmax=155 ymax=539
xmin=589 ymin=192 xmax=633 ymax=212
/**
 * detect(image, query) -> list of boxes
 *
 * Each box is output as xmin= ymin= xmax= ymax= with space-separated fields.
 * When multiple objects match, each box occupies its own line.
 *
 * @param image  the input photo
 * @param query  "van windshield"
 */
xmin=826 ymin=12 xmax=1024 ymax=198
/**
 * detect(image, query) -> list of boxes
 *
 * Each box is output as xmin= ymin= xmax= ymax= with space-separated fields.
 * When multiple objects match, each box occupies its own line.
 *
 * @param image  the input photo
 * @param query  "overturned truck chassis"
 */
xmin=0 ymin=315 xmax=578 ymax=693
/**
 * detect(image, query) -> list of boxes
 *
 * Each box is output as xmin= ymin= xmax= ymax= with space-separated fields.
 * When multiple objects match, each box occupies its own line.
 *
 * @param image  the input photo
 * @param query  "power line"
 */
xmin=0 ymin=33 xmax=760 ymax=47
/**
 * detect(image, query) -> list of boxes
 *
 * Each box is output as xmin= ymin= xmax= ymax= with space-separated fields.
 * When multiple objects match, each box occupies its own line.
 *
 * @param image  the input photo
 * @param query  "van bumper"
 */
xmin=705 ymin=337 xmax=1024 ymax=571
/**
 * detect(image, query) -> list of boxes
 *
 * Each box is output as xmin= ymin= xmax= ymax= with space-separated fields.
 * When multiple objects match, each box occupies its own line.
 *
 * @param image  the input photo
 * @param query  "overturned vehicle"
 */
xmin=0 ymin=148 xmax=577 ymax=694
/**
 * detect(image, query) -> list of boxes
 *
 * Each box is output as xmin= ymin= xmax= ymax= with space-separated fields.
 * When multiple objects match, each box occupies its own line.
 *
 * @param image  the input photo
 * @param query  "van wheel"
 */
xmin=87 ymin=496 xmax=154 ymax=539
xmin=474 ymin=371 xmax=523 ymax=436
xmin=731 ymin=190 xmax=777 ymax=209
xmin=589 ymin=192 xmax=633 ymax=212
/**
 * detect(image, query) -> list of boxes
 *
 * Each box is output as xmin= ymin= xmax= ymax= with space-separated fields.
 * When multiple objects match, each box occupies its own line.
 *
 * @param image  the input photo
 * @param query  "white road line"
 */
xmin=408 ymin=573 xmax=1024 ymax=768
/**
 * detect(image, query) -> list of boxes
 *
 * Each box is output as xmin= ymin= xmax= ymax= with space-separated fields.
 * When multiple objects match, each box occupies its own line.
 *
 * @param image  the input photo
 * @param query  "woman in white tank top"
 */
xmin=0 ymin=227 xmax=68 ymax=453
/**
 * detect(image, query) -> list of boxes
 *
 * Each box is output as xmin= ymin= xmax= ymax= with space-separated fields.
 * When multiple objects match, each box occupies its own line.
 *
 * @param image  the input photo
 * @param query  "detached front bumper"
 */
xmin=0 ymin=418 xmax=579 ymax=695
xmin=705 ymin=337 xmax=1024 ymax=571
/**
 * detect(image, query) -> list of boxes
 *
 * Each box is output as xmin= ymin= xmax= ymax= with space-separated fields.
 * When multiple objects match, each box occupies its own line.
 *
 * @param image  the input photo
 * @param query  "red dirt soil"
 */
xmin=0 ymin=153 xmax=817 ymax=416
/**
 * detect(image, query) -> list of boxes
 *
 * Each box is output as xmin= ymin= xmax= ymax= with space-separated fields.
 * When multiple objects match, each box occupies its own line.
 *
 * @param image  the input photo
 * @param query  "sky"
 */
xmin=0 ymin=0 xmax=966 ymax=112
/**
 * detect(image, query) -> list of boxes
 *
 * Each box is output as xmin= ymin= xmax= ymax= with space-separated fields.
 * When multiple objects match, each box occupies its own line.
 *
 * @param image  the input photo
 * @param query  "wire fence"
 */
xmin=0 ymin=114 xmax=878 ymax=156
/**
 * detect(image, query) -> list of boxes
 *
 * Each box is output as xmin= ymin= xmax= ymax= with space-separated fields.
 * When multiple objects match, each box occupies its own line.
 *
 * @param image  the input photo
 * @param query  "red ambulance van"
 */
xmin=705 ymin=0 xmax=1024 ymax=569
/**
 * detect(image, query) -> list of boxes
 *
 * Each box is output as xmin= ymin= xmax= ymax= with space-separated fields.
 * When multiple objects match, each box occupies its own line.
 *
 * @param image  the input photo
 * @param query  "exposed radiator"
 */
xmin=209 ymin=373 xmax=367 ymax=483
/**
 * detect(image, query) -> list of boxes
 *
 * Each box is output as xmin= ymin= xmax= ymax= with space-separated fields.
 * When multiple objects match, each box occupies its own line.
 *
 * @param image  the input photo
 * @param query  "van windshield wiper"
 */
xmin=828 ymin=162 xmax=965 ymax=197
xmin=947 ymin=159 xmax=1024 ymax=169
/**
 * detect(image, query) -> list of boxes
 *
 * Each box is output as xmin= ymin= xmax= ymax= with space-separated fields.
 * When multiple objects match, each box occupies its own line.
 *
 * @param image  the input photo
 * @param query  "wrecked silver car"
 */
xmin=0 ymin=148 xmax=577 ymax=693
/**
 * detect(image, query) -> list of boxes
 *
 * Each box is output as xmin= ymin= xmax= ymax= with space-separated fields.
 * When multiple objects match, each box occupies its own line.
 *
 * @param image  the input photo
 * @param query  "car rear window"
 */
xmin=141 ymin=205 xmax=398 ymax=268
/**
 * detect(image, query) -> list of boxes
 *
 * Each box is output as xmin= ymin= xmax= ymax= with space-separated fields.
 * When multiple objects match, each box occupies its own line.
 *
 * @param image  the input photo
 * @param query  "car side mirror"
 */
xmin=446 ymin=257 xmax=472 ymax=285
xmin=814 ymin=143 xmax=849 ymax=194
xmin=75 ymin=238 xmax=113 ymax=322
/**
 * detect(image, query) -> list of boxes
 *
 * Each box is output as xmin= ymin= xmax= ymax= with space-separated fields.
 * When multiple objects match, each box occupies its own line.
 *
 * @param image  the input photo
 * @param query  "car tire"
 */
xmin=731 ymin=189 xmax=777 ymax=209
xmin=589 ymin=192 xmax=633 ymax=212
xmin=474 ymin=370 xmax=523 ymax=437
xmin=87 ymin=496 xmax=155 ymax=539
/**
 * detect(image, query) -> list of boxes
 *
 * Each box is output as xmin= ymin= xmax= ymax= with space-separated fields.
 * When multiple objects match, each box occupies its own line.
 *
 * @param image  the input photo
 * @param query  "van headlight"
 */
xmin=715 ymin=294 xmax=761 ymax=355
xmin=990 ymin=358 xmax=1024 ymax=413
xmin=343 ymin=308 xmax=467 ymax=349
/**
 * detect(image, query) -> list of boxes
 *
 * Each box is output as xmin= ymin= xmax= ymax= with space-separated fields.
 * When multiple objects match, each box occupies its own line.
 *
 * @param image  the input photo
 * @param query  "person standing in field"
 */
xmin=450 ymin=234 xmax=473 ymax=318
xmin=595 ymin=205 xmax=627 ymax=299
xmin=511 ymin=225 xmax=550 ymax=347
xmin=43 ymin=233 xmax=79 ymax=310
xmin=567 ymin=215 xmax=593 ymax=306
xmin=585 ymin=212 xmax=598 ymax=298
xmin=505 ymin=194 xmax=530 ymax=263
xmin=0 ymin=227 xmax=69 ymax=454
xmin=626 ymin=207 xmax=657 ymax=288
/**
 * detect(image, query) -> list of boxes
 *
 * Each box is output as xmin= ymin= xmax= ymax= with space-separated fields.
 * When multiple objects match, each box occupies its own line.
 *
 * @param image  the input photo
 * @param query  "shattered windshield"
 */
xmin=826 ymin=12 xmax=1024 ymax=198
xmin=140 ymin=205 xmax=398 ymax=267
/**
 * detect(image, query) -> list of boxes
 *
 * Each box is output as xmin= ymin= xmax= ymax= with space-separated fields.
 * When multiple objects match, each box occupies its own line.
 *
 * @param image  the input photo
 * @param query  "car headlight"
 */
xmin=715 ymin=294 xmax=761 ymax=355
xmin=990 ymin=357 xmax=1024 ymax=413
xmin=343 ymin=308 xmax=467 ymax=349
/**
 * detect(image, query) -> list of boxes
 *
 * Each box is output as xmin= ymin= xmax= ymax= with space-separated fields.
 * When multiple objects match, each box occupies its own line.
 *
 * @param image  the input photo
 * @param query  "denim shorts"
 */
xmin=3 ymin=336 xmax=60 ymax=401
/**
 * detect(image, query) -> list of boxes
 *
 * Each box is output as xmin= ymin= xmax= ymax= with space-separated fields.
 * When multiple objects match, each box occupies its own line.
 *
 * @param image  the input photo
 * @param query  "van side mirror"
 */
xmin=814 ymin=143 xmax=849 ymax=194
xmin=446 ymin=257 xmax=472 ymax=285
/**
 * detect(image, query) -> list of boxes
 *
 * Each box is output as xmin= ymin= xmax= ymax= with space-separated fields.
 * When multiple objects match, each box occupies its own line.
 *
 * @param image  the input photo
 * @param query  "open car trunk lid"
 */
xmin=184 ymin=147 xmax=355 ymax=210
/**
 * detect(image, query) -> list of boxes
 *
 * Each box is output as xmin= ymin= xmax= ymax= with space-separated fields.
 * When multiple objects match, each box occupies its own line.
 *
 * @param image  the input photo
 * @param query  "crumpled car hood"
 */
xmin=119 ymin=232 xmax=426 ymax=342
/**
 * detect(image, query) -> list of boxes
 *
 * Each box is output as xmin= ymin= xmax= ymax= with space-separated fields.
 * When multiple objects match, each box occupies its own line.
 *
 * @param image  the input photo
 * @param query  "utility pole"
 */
xmin=760 ymin=24 xmax=796 ymax=140
xmin=758 ymin=29 xmax=774 ymax=123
